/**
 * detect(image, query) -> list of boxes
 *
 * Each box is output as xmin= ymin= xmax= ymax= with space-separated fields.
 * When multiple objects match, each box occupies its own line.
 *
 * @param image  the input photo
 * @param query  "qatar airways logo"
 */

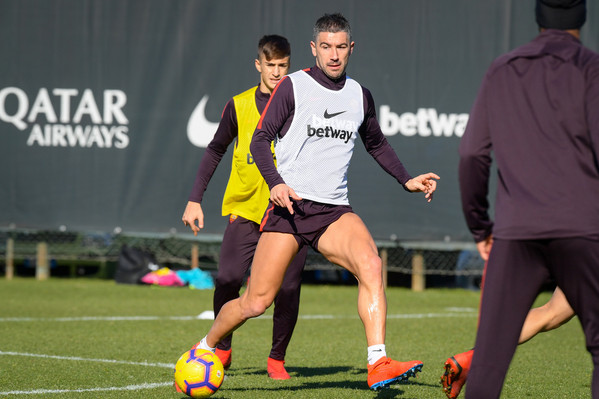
xmin=0 ymin=87 xmax=129 ymax=148
xmin=185 ymin=96 xmax=469 ymax=148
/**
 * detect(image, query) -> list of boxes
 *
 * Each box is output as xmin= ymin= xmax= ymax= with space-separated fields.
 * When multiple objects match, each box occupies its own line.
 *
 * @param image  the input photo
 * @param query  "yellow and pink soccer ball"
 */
xmin=174 ymin=348 xmax=224 ymax=398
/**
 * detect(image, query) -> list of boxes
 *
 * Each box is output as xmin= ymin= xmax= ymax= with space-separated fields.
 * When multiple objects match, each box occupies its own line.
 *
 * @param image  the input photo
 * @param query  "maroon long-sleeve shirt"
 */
xmin=459 ymin=29 xmax=599 ymax=242
xmin=250 ymin=65 xmax=412 ymax=195
xmin=188 ymin=88 xmax=270 ymax=203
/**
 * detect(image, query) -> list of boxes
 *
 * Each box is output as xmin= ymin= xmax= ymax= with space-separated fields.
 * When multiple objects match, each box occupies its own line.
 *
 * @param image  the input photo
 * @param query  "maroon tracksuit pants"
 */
xmin=466 ymin=237 xmax=599 ymax=398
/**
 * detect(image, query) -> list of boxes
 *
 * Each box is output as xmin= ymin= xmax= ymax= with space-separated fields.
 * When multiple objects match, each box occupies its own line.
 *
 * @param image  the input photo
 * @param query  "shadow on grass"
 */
xmin=231 ymin=364 xmax=358 ymax=378
xmin=200 ymin=364 xmax=439 ymax=398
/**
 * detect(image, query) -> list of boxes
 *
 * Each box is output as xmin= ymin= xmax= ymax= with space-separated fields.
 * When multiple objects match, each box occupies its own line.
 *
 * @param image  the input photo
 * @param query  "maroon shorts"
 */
xmin=259 ymin=199 xmax=353 ymax=251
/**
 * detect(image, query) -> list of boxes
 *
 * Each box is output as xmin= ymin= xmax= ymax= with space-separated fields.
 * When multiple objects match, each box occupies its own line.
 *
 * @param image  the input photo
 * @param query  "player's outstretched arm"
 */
xmin=404 ymin=173 xmax=440 ymax=202
xmin=182 ymin=201 xmax=205 ymax=236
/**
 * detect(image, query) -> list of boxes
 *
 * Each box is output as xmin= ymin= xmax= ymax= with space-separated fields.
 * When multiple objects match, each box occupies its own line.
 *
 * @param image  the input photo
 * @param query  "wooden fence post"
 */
xmin=36 ymin=242 xmax=49 ymax=280
xmin=6 ymin=238 xmax=14 ymax=280
xmin=380 ymin=248 xmax=388 ymax=289
xmin=411 ymin=251 xmax=425 ymax=292
xmin=191 ymin=244 xmax=199 ymax=269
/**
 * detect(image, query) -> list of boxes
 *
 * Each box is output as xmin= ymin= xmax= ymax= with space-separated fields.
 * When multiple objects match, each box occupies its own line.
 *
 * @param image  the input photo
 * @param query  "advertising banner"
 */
xmin=1 ymin=0 xmax=597 ymax=241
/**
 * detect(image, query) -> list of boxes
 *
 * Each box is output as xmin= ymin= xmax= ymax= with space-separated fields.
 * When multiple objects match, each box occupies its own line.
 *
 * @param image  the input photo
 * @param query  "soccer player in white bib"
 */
xmin=194 ymin=13 xmax=440 ymax=391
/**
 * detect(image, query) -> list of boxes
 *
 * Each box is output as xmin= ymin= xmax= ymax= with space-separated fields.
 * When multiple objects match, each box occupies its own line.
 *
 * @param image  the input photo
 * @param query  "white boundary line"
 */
xmin=0 ymin=382 xmax=172 ymax=396
xmin=0 ymin=316 xmax=199 ymax=322
xmin=0 ymin=308 xmax=477 ymax=323
xmin=0 ymin=351 xmax=174 ymax=368
xmin=0 ymin=352 xmax=174 ymax=396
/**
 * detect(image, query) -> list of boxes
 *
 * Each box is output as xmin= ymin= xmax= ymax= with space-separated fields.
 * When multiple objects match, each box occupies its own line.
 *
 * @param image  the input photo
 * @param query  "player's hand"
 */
xmin=182 ymin=201 xmax=204 ymax=236
xmin=270 ymin=184 xmax=302 ymax=214
xmin=476 ymin=235 xmax=493 ymax=261
xmin=405 ymin=172 xmax=440 ymax=202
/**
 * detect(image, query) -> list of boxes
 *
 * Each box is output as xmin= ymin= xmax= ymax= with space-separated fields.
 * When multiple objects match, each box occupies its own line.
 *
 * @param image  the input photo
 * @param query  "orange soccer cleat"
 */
xmin=441 ymin=349 xmax=473 ymax=398
xmin=214 ymin=348 xmax=232 ymax=371
xmin=367 ymin=357 xmax=423 ymax=390
xmin=267 ymin=357 xmax=291 ymax=380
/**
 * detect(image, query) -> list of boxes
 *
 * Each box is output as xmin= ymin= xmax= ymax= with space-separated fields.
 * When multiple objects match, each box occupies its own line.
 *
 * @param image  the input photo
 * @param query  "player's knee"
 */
xmin=358 ymin=253 xmax=383 ymax=280
xmin=246 ymin=301 xmax=269 ymax=318
xmin=241 ymin=296 xmax=272 ymax=318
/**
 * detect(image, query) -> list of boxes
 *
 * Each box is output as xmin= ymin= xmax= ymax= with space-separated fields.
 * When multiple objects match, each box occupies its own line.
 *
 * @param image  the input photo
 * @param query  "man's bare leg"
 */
xmin=206 ymin=232 xmax=299 ymax=348
xmin=317 ymin=212 xmax=423 ymax=389
xmin=519 ymin=286 xmax=575 ymax=343
xmin=317 ymin=213 xmax=386 ymax=345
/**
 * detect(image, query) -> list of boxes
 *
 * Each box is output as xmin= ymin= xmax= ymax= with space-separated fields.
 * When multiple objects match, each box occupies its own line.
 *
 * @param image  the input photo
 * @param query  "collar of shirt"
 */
xmin=510 ymin=29 xmax=581 ymax=62
xmin=255 ymin=85 xmax=270 ymax=114
xmin=306 ymin=65 xmax=347 ymax=91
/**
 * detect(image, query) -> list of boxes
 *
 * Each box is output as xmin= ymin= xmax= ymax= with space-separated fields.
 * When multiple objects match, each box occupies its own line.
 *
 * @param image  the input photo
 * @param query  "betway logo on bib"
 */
xmin=306 ymin=114 xmax=358 ymax=144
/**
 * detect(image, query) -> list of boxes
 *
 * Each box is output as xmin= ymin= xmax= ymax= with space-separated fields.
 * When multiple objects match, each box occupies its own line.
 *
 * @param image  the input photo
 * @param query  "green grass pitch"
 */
xmin=0 ymin=277 xmax=591 ymax=398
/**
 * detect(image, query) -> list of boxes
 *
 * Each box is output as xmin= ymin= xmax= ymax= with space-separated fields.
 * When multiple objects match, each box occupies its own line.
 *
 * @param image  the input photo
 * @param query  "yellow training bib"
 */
xmin=221 ymin=87 xmax=274 ymax=224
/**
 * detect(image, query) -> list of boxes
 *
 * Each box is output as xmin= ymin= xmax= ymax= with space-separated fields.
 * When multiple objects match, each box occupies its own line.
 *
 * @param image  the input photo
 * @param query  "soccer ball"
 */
xmin=174 ymin=348 xmax=224 ymax=398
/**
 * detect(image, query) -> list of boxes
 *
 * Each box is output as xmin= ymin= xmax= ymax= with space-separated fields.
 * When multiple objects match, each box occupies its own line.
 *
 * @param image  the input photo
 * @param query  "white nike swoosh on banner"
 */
xmin=187 ymin=95 xmax=219 ymax=148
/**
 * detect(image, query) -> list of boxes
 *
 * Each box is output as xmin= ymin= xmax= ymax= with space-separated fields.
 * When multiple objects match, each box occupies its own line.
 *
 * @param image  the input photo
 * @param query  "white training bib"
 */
xmin=275 ymin=71 xmax=364 ymax=205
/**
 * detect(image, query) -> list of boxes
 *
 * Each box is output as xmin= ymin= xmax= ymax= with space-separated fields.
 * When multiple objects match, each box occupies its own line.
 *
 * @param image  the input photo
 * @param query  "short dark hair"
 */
xmin=313 ymin=13 xmax=352 ymax=42
xmin=258 ymin=35 xmax=291 ymax=61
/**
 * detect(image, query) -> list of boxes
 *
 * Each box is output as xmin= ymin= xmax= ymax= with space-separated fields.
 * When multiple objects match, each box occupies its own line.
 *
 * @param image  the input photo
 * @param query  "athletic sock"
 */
xmin=367 ymin=344 xmax=386 ymax=365
xmin=197 ymin=336 xmax=216 ymax=352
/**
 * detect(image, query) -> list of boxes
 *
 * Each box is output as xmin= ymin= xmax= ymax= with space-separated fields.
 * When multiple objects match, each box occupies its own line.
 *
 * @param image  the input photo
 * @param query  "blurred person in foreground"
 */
xmin=182 ymin=34 xmax=307 ymax=380
xmin=192 ymin=13 xmax=440 ymax=391
xmin=441 ymin=283 xmax=574 ymax=397
xmin=457 ymin=0 xmax=599 ymax=397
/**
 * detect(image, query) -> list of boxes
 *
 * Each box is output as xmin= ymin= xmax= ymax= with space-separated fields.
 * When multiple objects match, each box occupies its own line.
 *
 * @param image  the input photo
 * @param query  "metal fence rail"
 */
xmin=0 ymin=228 xmax=484 ymax=289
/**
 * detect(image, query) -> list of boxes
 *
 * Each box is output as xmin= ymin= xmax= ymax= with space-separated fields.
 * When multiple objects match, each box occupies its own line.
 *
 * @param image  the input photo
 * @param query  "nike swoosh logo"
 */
xmin=324 ymin=109 xmax=346 ymax=119
xmin=187 ymin=95 xmax=219 ymax=148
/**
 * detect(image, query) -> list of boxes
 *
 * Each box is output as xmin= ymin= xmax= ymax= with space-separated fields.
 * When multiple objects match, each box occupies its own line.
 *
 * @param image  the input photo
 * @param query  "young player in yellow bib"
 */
xmin=182 ymin=35 xmax=307 ymax=380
